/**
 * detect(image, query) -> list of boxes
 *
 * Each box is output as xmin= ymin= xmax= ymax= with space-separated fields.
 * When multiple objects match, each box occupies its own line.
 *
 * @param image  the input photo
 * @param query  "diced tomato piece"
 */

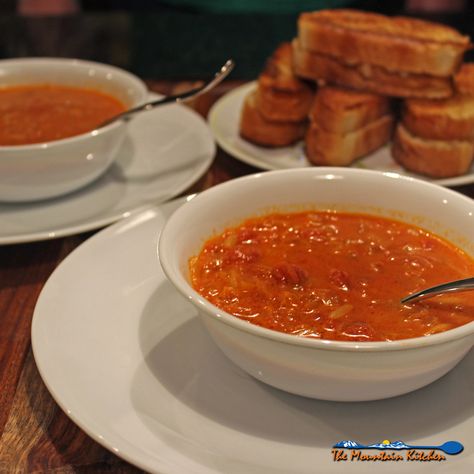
xmin=272 ymin=263 xmax=308 ymax=286
xmin=329 ymin=269 xmax=350 ymax=290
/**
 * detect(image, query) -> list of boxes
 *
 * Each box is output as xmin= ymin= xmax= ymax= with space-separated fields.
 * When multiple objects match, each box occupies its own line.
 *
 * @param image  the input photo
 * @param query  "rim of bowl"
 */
xmin=0 ymin=57 xmax=148 ymax=150
xmin=159 ymin=168 xmax=474 ymax=353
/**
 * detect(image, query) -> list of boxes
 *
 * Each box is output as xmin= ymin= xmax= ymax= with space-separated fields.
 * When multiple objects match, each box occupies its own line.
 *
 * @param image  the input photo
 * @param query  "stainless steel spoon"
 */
xmin=98 ymin=58 xmax=235 ymax=128
xmin=401 ymin=277 xmax=474 ymax=304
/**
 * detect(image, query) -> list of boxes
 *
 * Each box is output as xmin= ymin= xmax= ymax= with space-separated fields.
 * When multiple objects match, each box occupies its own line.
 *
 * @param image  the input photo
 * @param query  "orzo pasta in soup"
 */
xmin=189 ymin=211 xmax=474 ymax=342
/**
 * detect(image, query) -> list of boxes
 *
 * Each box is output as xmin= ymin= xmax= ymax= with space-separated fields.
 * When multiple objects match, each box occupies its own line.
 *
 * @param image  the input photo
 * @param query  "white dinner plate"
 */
xmin=209 ymin=82 xmax=474 ymax=188
xmin=0 ymin=95 xmax=215 ymax=245
xmin=32 ymin=197 xmax=473 ymax=474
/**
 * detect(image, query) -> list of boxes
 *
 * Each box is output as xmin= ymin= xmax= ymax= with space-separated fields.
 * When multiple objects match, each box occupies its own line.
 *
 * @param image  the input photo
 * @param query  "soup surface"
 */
xmin=190 ymin=211 xmax=474 ymax=341
xmin=0 ymin=84 xmax=126 ymax=145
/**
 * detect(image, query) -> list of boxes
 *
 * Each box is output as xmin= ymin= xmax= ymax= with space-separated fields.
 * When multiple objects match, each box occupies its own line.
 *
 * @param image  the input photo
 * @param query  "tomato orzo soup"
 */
xmin=0 ymin=84 xmax=126 ymax=145
xmin=189 ymin=211 xmax=474 ymax=342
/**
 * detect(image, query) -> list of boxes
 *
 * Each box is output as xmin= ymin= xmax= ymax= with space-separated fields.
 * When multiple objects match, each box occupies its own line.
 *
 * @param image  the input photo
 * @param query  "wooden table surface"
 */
xmin=1 ymin=80 xmax=474 ymax=473
xmin=0 ymin=80 xmax=259 ymax=473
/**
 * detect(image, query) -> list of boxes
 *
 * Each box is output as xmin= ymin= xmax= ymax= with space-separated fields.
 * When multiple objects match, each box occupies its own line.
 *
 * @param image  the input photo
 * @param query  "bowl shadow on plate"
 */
xmin=0 ymin=138 xmax=134 ymax=215
xmin=132 ymin=281 xmax=474 ymax=449
xmin=110 ymin=128 xmax=212 ymax=183
xmin=0 ymin=170 xmax=125 ymax=233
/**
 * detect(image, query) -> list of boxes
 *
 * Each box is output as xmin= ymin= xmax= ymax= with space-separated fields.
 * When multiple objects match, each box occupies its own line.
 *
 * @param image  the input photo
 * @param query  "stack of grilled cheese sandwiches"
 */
xmin=393 ymin=73 xmax=474 ymax=178
xmin=239 ymin=8 xmax=474 ymax=177
xmin=239 ymin=43 xmax=314 ymax=147
xmin=305 ymin=86 xmax=393 ymax=165
xmin=293 ymin=9 xmax=469 ymax=99
xmin=393 ymin=63 xmax=474 ymax=178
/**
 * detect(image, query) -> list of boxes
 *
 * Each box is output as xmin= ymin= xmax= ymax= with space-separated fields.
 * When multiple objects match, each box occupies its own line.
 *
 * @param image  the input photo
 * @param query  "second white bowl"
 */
xmin=0 ymin=58 xmax=148 ymax=202
xmin=159 ymin=168 xmax=474 ymax=401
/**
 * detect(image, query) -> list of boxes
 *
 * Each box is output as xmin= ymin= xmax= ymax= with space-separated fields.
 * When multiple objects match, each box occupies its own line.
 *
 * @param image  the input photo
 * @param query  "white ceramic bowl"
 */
xmin=159 ymin=168 xmax=474 ymax=401
xmin=0 ymin=58 xmax=147 ymax=202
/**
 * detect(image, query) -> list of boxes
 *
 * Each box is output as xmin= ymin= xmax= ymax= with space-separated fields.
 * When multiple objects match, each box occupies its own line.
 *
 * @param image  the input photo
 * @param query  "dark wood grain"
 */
xmin=0 ymin=81 xmax=252 ymax=474
xmin=0 ymin=67 xmax=264 ymax=474
xmin=1 ymin=77 xmax=473 ymax=474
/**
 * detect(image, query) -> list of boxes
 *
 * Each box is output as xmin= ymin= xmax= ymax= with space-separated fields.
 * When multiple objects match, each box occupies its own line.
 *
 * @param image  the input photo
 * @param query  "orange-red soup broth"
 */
xmin=0 ymin=84 xmax=126 ymax=145
xmin=189 ymin=211 xmax=474 ymax=342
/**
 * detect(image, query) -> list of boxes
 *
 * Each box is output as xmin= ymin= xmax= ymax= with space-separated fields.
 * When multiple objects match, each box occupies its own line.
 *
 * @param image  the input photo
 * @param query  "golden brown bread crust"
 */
xmin=292 ymin=40 xmax=454 ymax=99
xmin=299 ymin=9 xmax=470 ymax=77
xmin=239 ymin=92 xmax=307 ymax=147
xmin=454 ymin=63 xmax=474 ymax=96
xmin=259 ymin=42 xmax=309 ymax=92
xmin=403 ymin=95 xmax=474 ymax=141
xmin=310 ymin=86 xmax=391 ymax=133
xmin=256 ymin=42 xmax=315 ymax=122
xmin=392 ymin=123 xmax=474 ymax=178
xmin=256 ymin=85 xmax=314 ymax=122
xmin=305 ymin=114 xmax=393 ymax=166
xmin=255 ymin=86 xmax=314 ymax=122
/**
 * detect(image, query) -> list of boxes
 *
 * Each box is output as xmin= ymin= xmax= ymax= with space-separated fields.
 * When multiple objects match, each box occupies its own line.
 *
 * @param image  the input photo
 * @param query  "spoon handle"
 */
xmin=99 ymin=59 xmax=235 ymax=127
xmin=401 ymin=277 xmax=474 ymax=304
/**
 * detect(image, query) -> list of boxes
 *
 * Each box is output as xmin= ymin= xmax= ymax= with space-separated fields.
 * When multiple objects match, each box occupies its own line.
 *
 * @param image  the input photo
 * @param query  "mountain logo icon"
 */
xmin=332 ymin=440 xmax=463 ymax=455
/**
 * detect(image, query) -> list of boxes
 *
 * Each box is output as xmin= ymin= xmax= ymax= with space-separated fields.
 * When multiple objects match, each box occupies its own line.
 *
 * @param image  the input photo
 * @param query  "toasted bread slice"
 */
xmin=305 ymin=114 xmax=393 ymax=166
xmin=454 ymin=63 xmax=474 ymax=96
xmin=259 ymin=42 xmax=311 ymax=93
xmin=239 ymin=92 xmax=307 ymax=147
xmin=403 ymin=94 xmax=474 ymax=141
xmin=292 ymin=40 xmax=453 ymax=99
xmin=256 ymin=42 xmax=315 ymax=122
xmin=255 ymin=85 xmax=314 ymax=122
xmin=310 ymin=86 xmax=391 ymax=133
xmin=299 ymin=9 xmax=470 ymax=77
xmin=392 ymin=123 xmax=474 ymax=178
